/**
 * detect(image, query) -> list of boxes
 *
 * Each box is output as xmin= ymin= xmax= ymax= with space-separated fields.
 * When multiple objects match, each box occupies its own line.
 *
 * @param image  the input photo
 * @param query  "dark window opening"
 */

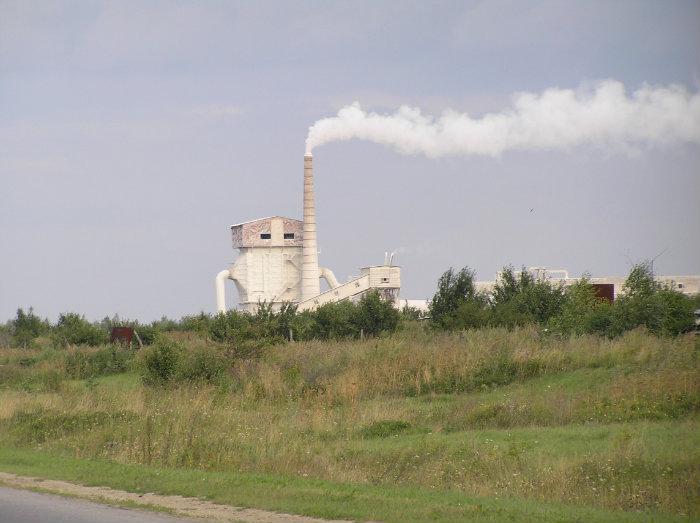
xmin=381 ymin=277 xmax=390 ymax=283
xmin=284 ymin=233 xmax=295 ymax=239
xmin=260 ymin=233 xmax=271 ymax=239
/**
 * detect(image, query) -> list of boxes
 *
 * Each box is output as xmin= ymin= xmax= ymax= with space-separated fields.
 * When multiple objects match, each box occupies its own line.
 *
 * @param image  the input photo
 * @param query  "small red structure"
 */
xmin=592 ymin=283 xmax=615 ymax=303
xmin=110 ymin=327 xmax=134 ymax=346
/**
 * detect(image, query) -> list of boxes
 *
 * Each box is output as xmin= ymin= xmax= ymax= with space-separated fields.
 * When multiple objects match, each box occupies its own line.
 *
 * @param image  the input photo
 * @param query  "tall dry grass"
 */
xmin=0 ymin=326 xmax=698 ymax=516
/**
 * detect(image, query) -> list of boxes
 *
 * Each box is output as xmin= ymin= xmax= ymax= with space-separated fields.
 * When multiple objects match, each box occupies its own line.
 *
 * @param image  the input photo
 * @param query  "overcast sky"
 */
xmin=1 ymin=0 xmax=699 ymax=322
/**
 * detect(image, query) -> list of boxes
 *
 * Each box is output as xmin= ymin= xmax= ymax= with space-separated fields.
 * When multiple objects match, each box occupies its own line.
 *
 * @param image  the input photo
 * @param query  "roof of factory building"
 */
xmin=230 ymin=216 xmax=301 ymax=228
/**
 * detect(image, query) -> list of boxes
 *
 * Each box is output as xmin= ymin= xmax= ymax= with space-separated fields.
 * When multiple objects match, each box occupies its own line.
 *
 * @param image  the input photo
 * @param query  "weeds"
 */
xmin=0 ymin=327 xmax=697 ymax=516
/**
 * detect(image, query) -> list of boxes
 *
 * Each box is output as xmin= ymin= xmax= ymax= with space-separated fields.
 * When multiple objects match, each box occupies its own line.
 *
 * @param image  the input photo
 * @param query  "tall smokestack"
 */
xmin=301 ymin=153 xmax=320 ymax=301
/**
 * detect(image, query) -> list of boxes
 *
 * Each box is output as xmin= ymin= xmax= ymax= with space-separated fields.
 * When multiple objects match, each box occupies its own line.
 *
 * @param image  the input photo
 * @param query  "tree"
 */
xmin=11 ymin=307 xmax=50 ymax=348
xmin=311 ymin=300 xmax=357 ymax=339
xmin=51 ymin=313 xmax=108 ymax=348
xmin=429 ymin=267 xmax=487 ymax=330
xmin=489 ymin=267 xmax=565 ymax=328
xmin=549 ymin=277 xmax=612 ymax=336
xmin=611 ymin=263 xmax=694 ymax=336
xmin=352 ymin=290 xmax=400 ymax=337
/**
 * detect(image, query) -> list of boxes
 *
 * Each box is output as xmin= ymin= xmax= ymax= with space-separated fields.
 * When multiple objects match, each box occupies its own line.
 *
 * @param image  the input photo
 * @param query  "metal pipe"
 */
xmin=301 ymin=154 xmax=321 ymax=301
xmin=215 ymin=269 xmax=231 ymax=313
xmin=319 ymin=267 xmax=340 ymax=289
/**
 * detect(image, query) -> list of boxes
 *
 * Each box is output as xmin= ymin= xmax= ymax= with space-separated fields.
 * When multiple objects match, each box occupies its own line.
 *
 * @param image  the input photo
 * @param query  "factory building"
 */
xmin=475 ymin=267 xmax=700 ymax=300
xmin=214 ymin=156 xmax=698 ymax=314
xmin=215 ymin=155 xmax=403 ymax=313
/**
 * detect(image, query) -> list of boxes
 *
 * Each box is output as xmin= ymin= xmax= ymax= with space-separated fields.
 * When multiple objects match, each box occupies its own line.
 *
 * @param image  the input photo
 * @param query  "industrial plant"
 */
xmin=475 ymin=267 xmax=700 ymax=302
xmin=215 ymin=156 xmax=699 ymax=314
xmin=215 ymin=154 xmax=402 ymax=313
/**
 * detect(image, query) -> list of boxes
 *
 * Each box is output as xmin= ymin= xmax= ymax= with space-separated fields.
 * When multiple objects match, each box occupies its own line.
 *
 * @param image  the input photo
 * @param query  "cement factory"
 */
xmin=215 ymin=154 xmax=402 ymax=313
xmin=214 ymin=155 xmax=699 ymax=314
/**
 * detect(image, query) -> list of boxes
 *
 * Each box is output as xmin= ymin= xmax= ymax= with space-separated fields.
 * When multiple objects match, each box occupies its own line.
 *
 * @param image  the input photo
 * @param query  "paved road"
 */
xmin=0 ymin=487 xmax=204 ymax=523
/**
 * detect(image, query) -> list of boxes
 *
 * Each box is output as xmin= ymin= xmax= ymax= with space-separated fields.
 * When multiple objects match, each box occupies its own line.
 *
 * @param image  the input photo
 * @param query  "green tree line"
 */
xmin=429 ymin=263 xmax=699 ymax=337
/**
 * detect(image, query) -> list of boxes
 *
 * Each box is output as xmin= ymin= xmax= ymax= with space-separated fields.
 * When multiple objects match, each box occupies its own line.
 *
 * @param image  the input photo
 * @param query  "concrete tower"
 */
xmin=215 ymin=153 xmax=403 ymax=313
xmin=301 ymin=153 xmax=321 ymax=301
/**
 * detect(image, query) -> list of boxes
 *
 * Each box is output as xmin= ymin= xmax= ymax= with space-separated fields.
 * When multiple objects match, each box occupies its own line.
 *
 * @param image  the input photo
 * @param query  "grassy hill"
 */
xmin=0 ymin=325 xmax=698 ymax=521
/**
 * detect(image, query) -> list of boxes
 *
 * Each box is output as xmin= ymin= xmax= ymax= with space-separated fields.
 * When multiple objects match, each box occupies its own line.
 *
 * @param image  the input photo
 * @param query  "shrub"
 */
xmin=179 ymin=344 xmax=228 ymax=383
xmin=610 ymin=263 xmax=695 ymax=336
xmin=352 ymin=291 xmax=400 ymax=337
xmin=132 ymin=324 xmax=158 ymax=346
xmin=450 ymin=300 xmax=492 ymax=330
xmin=210 ymin=309 xmax=255 ymax=343
xmin=289 ymin=311 xmax=318 ymax=342
xmin=63 ymin=345 xmax=133 ymax=379
xmin=488 ymin=299 xmax=531 ymax=329
xmin=51 ymin=313 xmax=108 ymax=348
xmin=655 ymin=287 xmax=696 ymax=335
xmin=399 ymin=305 xmax=424 ymax=321
xmin=490 ymin=267 xmax=565 ymax=327
xmin=0 ymin=324 xmax=12 ymax=348
xmin=179 ymin=312 xmax=213 ymax=337
xmin=139 ymin=337 xmax=184 ymax=385
xmin=429 ymin=267 xmax=488 ymax=330
xmin=311 ymin=300 xmax=357 ymax=339
xmin=10 ymin=307 xmax=50 ymax=348
xmin=550 ymin=278 xmax=612 ymax=336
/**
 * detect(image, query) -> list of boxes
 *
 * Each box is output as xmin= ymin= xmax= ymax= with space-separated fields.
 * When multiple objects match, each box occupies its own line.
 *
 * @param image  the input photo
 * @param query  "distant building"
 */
xmin=475 ymin=267 xmax=700 ymax=300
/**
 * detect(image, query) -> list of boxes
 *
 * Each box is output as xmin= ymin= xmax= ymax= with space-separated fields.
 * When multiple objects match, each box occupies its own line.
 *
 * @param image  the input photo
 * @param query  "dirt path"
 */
xmin=0 ymin=472 xmax=356 ymax=523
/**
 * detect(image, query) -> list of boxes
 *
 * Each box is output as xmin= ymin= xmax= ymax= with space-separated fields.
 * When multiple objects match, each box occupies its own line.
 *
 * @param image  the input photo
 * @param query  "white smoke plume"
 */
xmin=305 ymin=80 xmax=700 ymax=157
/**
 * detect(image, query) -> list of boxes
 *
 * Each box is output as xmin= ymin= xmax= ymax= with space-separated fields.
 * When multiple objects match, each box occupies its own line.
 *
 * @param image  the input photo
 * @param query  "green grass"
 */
xmin=0 ymin=327 xmax=698 ymax=521
xmin=0 ymin=446 xmax=688 ymax=523
xmin=346 ymin=418 xmax=700 ymax=458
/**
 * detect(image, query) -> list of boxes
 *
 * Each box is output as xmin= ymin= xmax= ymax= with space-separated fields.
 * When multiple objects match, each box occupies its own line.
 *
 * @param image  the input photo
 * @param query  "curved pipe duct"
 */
xmin=215 ymin=269 xmax=232 ymax=313
xmin=319 ymin=267 xmax=340 ymax=289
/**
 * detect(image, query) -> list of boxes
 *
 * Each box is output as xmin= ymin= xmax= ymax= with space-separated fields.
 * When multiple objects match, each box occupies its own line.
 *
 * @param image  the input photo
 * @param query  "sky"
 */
xmin=1 ymin=0 xmax=699 ymax=322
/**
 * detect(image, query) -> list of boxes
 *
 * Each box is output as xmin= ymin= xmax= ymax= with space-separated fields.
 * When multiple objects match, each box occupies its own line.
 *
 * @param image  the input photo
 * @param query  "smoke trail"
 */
xmin=305 ymin=80 xmax=700 ymax=157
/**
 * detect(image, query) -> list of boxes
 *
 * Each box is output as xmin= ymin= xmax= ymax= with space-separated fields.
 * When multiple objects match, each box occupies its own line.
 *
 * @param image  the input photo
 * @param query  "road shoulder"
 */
xmin=0 ymin=472 xmax=354 ymax=523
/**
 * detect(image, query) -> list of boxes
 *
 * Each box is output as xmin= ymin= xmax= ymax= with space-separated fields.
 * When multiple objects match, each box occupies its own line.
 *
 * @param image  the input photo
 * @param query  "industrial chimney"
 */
xmin=301 ymin=154 xmax=321 ymax=301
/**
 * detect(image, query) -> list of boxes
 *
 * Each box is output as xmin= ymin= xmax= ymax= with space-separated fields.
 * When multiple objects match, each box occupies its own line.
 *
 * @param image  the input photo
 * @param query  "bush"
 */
xmin=550 ymin=278 xmax=612 ymax=336
xmin=10 ymin=307 xmax=50 ymax=348
xmin=179 ymin=312 xmax=213 ymax=337
xmin=179 ymin=344 xmax=228 ymax=383
xmin=210 ymin=310 xmax=254 ymax=343
xmin=655 ymin=287 xmax=696 ymax=335
xmin=352 ymin=291 xmax=400 ymax=337
xmin=139 ymin=337 xmax=184 ymax=385
xmin=63 ymin=345 xmax=133 ymax=379
xmin=429 ymin=267 xmax=488 ymax=330
xmin=139 ymin=336 xmax=231 ymax=385
xmin=609 ymin=264 xmax=695 ymax=336
xmin=133 ymin=324 xmax=158 ymax=345
xmin=490 ymin=267 xmax=565 ymax=327
xmin=311 ymin=300 xmax=357 ymax=339
xmin=0 ymin=324 xmax=12 ymax=349
xmin=51 ymin=313 xmax=108 ymax=348
xmin=399 ymin=305 xmax=424 ymax=321
xmin=450 ymin=300 xmax=492 ymax=330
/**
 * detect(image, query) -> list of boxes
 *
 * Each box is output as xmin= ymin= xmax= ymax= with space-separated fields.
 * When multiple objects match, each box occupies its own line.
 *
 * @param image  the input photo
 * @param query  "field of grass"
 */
xmin=0 ymin=325 xmax=698 ymax=521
